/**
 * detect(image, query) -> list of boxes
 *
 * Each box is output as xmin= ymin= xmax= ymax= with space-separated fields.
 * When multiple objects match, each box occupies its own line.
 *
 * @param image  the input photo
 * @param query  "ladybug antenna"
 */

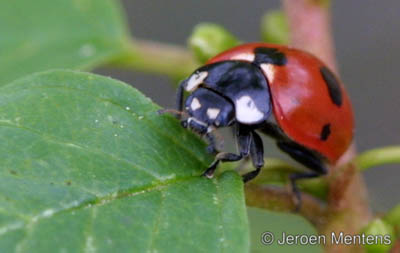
xmin=157 ymin=109 xmax=188 ymax=118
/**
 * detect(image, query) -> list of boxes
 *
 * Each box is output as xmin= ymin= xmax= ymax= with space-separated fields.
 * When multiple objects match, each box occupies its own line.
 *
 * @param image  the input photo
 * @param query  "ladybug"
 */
xmin=173 ymin=42 xmax=354 ymax=204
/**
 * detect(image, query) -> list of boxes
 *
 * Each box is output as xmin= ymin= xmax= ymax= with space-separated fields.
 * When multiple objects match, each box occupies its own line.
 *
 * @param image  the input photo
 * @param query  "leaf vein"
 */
xmin=146 ymin=190 xmax=166 ymax=252
xmin=0 ymin=176 xmax=197 ymax=239
xmin=213 ymin=179 xmax=226 ymax=253
xmin=0 ymin=84 xmax=209 ymax=167
xmin=0 ymin=122 xmax=163 ymax=180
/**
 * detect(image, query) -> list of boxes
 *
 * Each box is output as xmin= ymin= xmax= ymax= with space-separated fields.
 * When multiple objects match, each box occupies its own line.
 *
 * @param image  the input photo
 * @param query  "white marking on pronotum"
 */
xmin=235 ymin=95 xmax=264 ymax=124
xmin=185 ymin=71 xmax=208 ymax=91
xmin=190 ymin=98 xmax=201 ymax=111
xmin=230 ymin=53 xmax=255 ymax=62
xmin=206 ymin=108 xmax=220 ymax=120
xmin=260 ymin=63 xmax=276 ymax=83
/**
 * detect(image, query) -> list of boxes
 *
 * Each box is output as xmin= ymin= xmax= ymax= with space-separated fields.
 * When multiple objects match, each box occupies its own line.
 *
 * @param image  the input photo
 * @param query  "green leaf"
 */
xmin=188 ymin=23 xmax=240 ymax=63
xmin=261 ymin=10 xmax=289 ymax=45
xmin=0 ymin=0 xmax=129 ymax=86
xmin=361 ymin=218 xmax=394 ymax=252
xmin=354 ymin=146 xmax=400 ymax=171
xmin=385 ymin=204 xmax=400 ymax=230
xmin=248 ymin=207 xmax=322 ymax=253
xmin=0 ymin=70 xmax=249 ymax=252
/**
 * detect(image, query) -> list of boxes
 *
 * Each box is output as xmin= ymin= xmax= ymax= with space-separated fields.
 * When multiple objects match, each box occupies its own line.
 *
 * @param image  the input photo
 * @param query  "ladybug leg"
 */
xmin=289 ymin=171 xmax=321 ymax=211
xmin=259 ymin=122 xmax=286 ymax=139
xmin=202 ymin=152 xmax=243 ymax=178
xmin=276 ymin=141 xmax=328 ymax=210
xmin=202 ymin=124 xmax=252 ymax=178
xmin=236 ymin=124 xmax=252 ymax=157
xmin=204 ymin=132 xmax=219 ymax=154
xmin=242 ymin=131 xmax=264 ymax=182
xmin=276 ymin=141 xmax=327 ymax=174
xmin=175 ymin=78 xmax=188 ymax=119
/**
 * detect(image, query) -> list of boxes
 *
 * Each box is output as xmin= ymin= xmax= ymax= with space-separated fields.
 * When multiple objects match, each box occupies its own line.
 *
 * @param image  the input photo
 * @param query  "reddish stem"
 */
xmin=282 ymin=0 xmax=337 ymax=73
xmin=282 ymin=0 xmax=371 ymax=252
xmin=245 ymin=184 xmax=328 ymax=230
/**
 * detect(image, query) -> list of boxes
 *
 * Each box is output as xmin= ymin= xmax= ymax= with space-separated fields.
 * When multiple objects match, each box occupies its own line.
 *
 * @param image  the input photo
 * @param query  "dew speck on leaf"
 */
xmin=79 ymin=44 xmax=96 ymax=58
xmin=213 ymin=194 xmax=219 ymax=205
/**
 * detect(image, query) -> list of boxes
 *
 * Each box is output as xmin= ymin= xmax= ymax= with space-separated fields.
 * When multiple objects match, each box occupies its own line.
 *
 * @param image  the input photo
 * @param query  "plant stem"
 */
xmin=282 ymin=0 xmax=337 ymax=73
xmin=282 ymin=0 xmax=371 ymax=252
xmin=110 ymin=39 xmax=199 ymax=80
xmin=245 ymin=185 xmax=328 ymax=230
xmin=355 ymin=146 xmax=400 ymax=171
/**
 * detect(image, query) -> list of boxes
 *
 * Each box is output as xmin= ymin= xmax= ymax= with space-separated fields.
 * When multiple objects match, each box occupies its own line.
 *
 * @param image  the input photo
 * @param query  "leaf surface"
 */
xmin=0 ymin=70 xmax=249 ymax=253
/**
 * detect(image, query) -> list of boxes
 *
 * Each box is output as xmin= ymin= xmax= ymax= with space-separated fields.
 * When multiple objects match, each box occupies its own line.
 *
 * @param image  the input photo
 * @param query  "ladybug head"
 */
xmin=182 ymin=88 xmax=235 ymax=134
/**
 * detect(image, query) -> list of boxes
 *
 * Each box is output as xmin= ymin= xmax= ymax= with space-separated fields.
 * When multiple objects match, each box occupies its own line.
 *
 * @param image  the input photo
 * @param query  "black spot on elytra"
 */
xmin=320 ymin=124 xmax=331 ymax=141
xmin=320 ymin=66 xmax=343 ymax=106
xmin=253 ymin=47 xmax=287 ymax=66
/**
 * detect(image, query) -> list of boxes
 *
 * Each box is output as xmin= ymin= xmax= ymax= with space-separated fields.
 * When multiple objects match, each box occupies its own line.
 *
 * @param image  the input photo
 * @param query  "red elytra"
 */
xmin=207 ymin=43 xmax=354 ymax=163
